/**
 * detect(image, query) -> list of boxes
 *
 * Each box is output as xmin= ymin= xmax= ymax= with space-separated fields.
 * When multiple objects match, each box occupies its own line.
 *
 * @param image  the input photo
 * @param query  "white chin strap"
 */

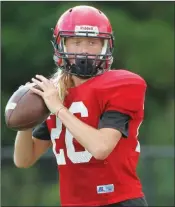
xmin=100 ymin=39 xmax=108 ymax=59
xmin=63 ymin=38 xmax=67 ymax=56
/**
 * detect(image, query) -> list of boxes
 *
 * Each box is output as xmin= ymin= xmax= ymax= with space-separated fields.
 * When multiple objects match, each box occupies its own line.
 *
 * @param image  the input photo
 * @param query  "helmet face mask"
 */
xmin=52 ymin=6 xmax=115 ymax=78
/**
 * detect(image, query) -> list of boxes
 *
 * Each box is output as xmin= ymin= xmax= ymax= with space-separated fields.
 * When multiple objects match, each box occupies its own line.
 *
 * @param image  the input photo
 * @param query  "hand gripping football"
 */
xmin=5 ymin=84 xmax=50 ymax=131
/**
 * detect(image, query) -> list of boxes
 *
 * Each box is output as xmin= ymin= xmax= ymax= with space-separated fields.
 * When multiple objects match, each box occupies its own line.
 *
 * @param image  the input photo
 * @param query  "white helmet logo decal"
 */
xmin=75 ymin=25 xmax=99 ymax=36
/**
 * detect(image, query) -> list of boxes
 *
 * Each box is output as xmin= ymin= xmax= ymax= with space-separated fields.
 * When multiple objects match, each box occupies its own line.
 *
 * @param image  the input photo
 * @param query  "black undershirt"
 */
xmin=32 ymin=111 xmax=130 ymax=140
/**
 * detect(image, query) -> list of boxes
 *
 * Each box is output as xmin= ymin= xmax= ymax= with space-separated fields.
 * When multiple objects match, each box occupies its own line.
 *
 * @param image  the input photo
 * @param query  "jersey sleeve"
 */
xmin=32 ymin=121 xmax=51 ymax=140
xmin=98 ymin=110 xmax=130 ymax=138
xmin=101 ymin=78 xmax=147 ymax=118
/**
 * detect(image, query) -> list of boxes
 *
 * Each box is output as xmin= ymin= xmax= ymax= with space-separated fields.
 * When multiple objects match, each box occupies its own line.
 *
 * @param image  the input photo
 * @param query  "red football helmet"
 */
xmin=52 ymin=5 xmax=114 ymax=78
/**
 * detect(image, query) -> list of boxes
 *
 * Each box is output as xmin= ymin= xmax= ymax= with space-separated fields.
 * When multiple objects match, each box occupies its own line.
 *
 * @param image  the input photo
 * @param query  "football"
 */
xmin=5 ymin=84 xmax=50 ymax=131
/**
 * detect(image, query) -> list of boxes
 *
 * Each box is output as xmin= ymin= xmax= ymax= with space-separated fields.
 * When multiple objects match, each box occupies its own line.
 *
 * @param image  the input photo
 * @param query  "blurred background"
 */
xmin=1 ymin=1 xmax=174 ymax=206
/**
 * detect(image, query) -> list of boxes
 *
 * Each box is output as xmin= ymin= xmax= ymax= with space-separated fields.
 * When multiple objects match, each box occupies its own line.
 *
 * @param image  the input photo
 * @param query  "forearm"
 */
xmin=14 ymin=129 xmax=34 ymax=167
xmin=58 ymin=108 xmax=110 ymax=159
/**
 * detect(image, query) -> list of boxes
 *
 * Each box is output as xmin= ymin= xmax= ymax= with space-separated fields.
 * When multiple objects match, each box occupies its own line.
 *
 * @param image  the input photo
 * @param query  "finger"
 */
xmin=31 ymin=78 xmax=45 ymax=90
xmin=18 ymin=82 xmax=35 ymax=89
xmin=26 ymin=82 xmax=31 ymax=85
xmin=35 ymin=75 xmax=50 ymax=85
xmin=29 ymin=86 xmax=44 ymax=97
xmin=25 ymin=82 xmax=36 ymax=87
xmin=36 ymin=75 xmax=56 ymax=90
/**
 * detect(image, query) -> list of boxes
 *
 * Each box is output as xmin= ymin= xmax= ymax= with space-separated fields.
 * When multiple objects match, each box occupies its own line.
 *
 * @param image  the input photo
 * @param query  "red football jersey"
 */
xmin=46 ymin=70 xmax=147 ymax=206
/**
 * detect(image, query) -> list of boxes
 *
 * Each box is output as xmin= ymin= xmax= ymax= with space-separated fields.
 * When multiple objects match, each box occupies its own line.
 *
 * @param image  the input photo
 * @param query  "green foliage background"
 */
xmin=1 ymin=2 xmax=174 ymax=206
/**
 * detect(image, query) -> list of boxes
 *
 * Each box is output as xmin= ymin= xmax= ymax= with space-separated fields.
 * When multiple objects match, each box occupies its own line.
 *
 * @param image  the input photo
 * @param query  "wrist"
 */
xmin=55 ymin=105 xmax=66 ymax=117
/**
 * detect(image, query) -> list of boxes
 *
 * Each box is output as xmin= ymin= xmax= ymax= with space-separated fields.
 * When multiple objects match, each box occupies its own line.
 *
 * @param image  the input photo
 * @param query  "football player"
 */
xmin=14 ymin=5 xmax=148 ymax=207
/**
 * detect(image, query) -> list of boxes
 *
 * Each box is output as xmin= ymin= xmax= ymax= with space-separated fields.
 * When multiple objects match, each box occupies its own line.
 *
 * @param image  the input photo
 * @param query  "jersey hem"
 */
xmin=61 ymin=192 xmax=145 ymax=206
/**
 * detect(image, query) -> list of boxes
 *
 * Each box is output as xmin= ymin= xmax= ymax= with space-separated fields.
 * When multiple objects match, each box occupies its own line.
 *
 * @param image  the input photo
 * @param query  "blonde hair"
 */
xmin=51 ymin=68 xmax=74 ymax=102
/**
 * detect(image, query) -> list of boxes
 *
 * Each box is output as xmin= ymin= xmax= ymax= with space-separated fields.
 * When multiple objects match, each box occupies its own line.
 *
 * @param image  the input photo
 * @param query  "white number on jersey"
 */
xmin=51 ymin=101 xmax=92 ymax=165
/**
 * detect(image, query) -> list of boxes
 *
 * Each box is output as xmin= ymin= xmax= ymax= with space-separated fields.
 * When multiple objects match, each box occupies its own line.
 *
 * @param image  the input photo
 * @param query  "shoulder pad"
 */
xmin=91 ymin=69 xmax=146 ymax=90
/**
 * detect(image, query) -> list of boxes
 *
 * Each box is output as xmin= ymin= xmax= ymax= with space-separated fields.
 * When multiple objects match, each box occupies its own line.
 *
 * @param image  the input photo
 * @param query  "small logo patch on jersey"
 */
xmin=97 ymin=184 xmax=114 ymax=194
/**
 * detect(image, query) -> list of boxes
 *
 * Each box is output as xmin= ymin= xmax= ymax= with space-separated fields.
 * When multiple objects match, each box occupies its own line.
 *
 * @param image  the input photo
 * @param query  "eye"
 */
xmin=89 ymin=41 xmax=96 ymax=45
xmin=74 ymin=41 xmax=81 ymax=46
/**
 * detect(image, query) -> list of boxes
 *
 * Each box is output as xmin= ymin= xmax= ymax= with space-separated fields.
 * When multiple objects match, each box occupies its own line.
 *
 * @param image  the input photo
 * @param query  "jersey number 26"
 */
xmin=51 ymin=102 xmax=92 ymax=165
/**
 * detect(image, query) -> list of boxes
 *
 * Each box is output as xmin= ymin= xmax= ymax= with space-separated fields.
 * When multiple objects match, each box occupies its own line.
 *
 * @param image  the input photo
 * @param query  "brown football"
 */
xmin=5 ymin=84 xmax=50 ymax=131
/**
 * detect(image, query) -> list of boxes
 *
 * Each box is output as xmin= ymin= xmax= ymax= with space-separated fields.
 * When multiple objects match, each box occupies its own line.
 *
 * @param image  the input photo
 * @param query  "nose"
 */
xmin=78 ymin=41 xmax=90 ymax=54
xmin=80 ymin=47 xmax=89 ymax=54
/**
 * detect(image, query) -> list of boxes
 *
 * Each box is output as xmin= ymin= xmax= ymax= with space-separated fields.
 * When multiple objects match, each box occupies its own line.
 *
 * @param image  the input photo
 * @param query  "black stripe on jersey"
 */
xmin=32 ymin=110 xmax=130 ymax=140
xmin=98 ymin=110 xmax=130 ymax=138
